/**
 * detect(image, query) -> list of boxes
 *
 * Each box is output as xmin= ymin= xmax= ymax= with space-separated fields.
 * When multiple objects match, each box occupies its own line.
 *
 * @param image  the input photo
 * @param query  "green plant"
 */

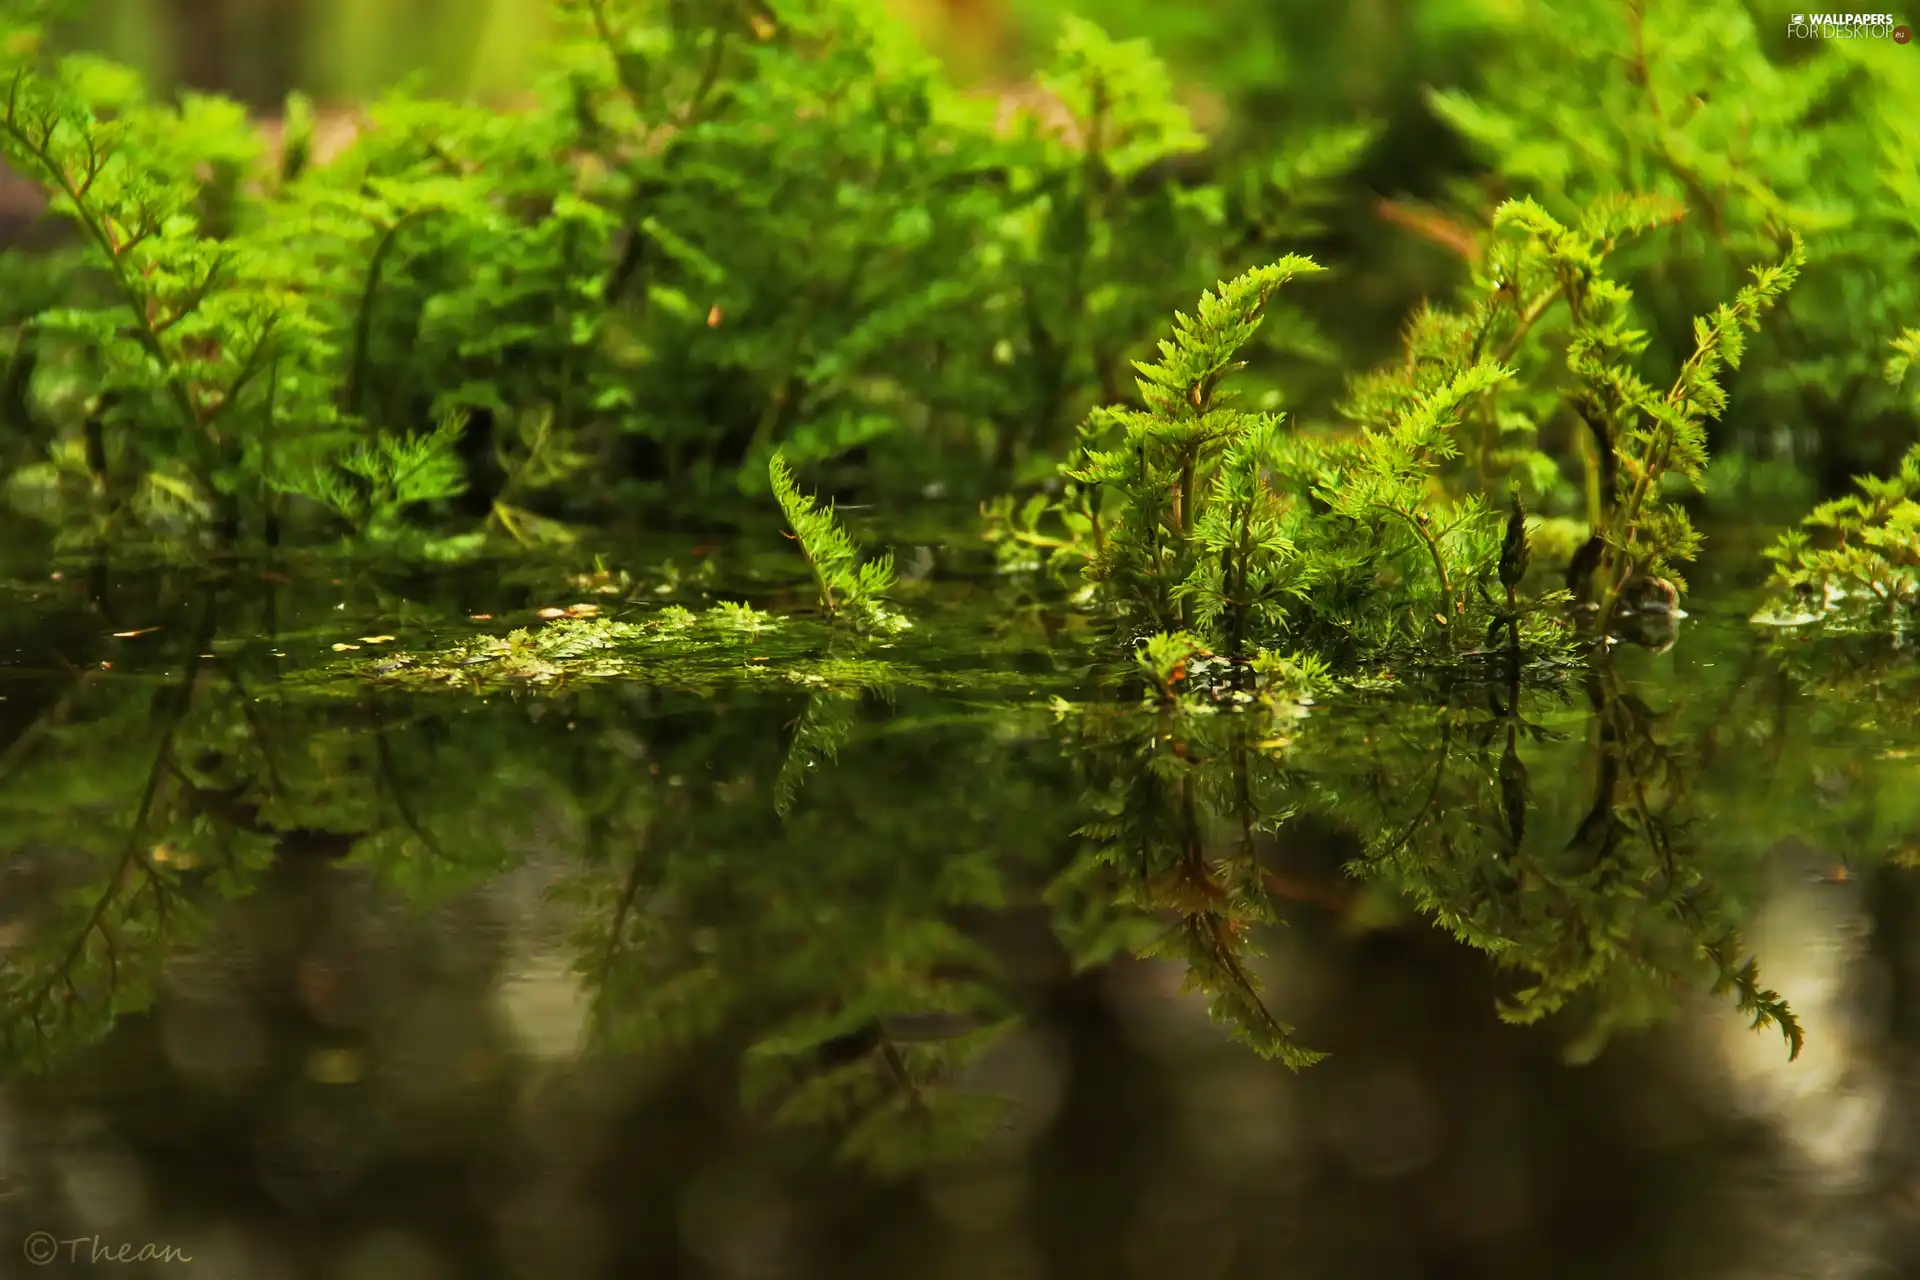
xmin=260 ymin=88 xmax=610 ymax=542
xmin=1340 ymin=192 xmax=1800 ymax=646
xmin=283 ymin=408 xmax=472 ymax=548
xmin=1306 ymin=661 xmax=1806 ymax=1064
xmin=999 ymin=252 xmax=1574 ymax=665
xmin=1341 ymin=191 xmax=1688 ymax=513
xmin=769 ymin=451 xmax=904 ymax=631
xmin=556 ymin=0 xmax=1006 ymax=491
xmin=0 ymin=0 xmax=1395 ymax=560
xmin=1539 ymin=201 xmax=1805 ymax=631
xmin=1426 ymin=0 xmax=1904 ymax=482
xmin=1003 ymin=16 xmax=1383 ymax=470
xmin=995 ymin=192 xmax=1804 ymax=665
xmin=0 ymin=40 xmax=339 ymax=539
xmin=1759 ymin=329 xmax=1920 ymax=630
xmin=0 ymin=19 xmax=604 ymax=548
xmin=1065 ymin=257 xmax=1322 ymax=644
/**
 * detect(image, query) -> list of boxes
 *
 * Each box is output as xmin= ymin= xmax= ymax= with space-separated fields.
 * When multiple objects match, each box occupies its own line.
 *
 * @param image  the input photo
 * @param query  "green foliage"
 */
xmin=1340 ymin=194 xmax=1803 ymax=643
xmin=1706 ymin=941 xmax=1804 ymax=1063
xmin=9 ymin=546 xmax=1896 ymax=1176
xmin=996 ymin=189 xmax=1804 ymax=674
xmin=296 ymin=600 xmax=1071 ymax=705
xmin=1506 ymin=198 xmax=1806 ymax=631
xmin=8 ymin=0 xmax=1919 ymax=1182
xmin=1051 ymin=683 xmax=1326 ymax=1068
xmin=1425 ymin=0 xmax=1907 ymax=478
xmin=548 ymin=0 xmax=1357 ymax=494
xmin=0 ymin=45 xmax=336 ymax=539
xmin=740 ymin=1000 xmax=1019 ymax=1175
xmin=558 ymin=0 xmax=1017 ymax=485
xmin=1760 ymin=330 xmax=1920 ymax=631
xmin=1427 ymin=1 xmax=1836 ymax=258
xmin=282 ymin=408 xmax=472 ymax=546
xmin=1341 ymin=190 xmax=1687 ymax=510
xmin=769 ymin=451 xmax=903 ymax=631
xmin=995 ymin=17 xmax=1272 ymax=471
xmin=1761 ymin=452 xmax=1920 ymax=629
xmin=772 ymin=691 xmax=856 ymax=818
xmin=0 ymin=0 xmax=1900 ymax=583
xmin=0 ymin=0 xmax=1379 ymax=550
xmin=1064 ymin=257 xmax=1321 ymax=646
xmin=1006 ymin=251 xmax=1581 ymax=665
xmin=1132 ymin=630 xmax=1205 ymax=702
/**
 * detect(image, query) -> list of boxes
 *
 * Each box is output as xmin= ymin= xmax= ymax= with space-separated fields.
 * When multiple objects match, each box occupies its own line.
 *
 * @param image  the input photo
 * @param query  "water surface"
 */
xmin=0 ymin=524 xmax=1916 ymax=1279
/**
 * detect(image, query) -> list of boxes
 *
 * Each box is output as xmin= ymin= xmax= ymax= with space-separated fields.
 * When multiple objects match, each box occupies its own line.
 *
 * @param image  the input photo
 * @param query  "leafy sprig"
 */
xmin=770 ymin=451 xmax=905 ymax=631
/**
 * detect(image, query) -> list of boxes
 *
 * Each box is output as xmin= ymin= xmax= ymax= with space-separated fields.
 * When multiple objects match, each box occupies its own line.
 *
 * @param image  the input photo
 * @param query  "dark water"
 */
xmin=1 ymin=524 xmax=1918 ymax=1279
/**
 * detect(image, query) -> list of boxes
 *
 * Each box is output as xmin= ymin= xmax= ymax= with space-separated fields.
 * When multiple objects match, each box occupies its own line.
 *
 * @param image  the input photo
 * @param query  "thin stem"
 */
xmin=1 ymin=91 xmax=197 ymax=431
xmin=1467 ymin=281 xmax=1566 ymax=486
xmin=1369 ymin=502 xmax=1454 ymax=622
xmin=346 ymin=208 xmax=436 ymax=418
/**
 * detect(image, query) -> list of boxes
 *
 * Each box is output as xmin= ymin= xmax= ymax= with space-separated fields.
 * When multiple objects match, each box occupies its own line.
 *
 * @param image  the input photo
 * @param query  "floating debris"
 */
xmin=571 ymin=568 xmax=634 ymax=595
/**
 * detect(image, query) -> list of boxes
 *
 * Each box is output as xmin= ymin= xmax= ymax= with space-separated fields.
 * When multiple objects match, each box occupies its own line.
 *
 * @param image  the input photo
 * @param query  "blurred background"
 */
xmin=47 ymin=0 xmax=1496 ymax=177
xmin=37 ymin=0 xmax=1897 ymax=501
xmin=60 ymin=0 xmax=554 ymax=104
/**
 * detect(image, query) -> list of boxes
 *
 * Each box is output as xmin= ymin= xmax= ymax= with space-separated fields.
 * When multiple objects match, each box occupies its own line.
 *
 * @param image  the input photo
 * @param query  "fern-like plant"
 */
xmin=1342 ymin=191 xmax=1690 ymax=511
xmin=1518 ymin=194 xmax=1807 ymax=631
xmin=283 ymin=408 xmax=472 ymax=549
xmin=1066 ymin=257 xmax=1322 ymax=648
xmin=769 ymin=451 xmax=904 ymax=631
xmin=1759 ymin=329 xmax=1920 ymax=630
xmin=1425 ymin=0 xmax=1897 ymax=482
xmin=0 ymin=44 xmax=337 ymax=536
xmin=1001 ymin=255 xmax=1574 ymax=664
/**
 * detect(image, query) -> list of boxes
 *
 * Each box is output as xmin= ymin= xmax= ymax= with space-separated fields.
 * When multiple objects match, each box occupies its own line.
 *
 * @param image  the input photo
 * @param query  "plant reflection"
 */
xmin=8 ymin=579 xmax=1916 ymax=1178
xmin=1312 ymin=656 xmax=1801 ymax=1066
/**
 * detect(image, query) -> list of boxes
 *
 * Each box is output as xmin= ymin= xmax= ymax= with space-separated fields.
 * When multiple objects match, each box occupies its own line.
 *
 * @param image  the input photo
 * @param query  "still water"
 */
xmin=0 ymin=524 xmax=1916 ymax=1279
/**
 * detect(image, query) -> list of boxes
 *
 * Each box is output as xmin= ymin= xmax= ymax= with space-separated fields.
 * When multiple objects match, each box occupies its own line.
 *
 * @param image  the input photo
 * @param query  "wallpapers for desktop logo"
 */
xmin=1788 ymin=11 xmax=1911 ymax=40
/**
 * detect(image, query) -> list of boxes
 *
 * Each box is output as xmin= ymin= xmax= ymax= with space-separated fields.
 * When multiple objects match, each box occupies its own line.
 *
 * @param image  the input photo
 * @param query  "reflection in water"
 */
xmin=1316 ymin=655 xmax=1802 ymax=1065
xmin=0 ymin=557 xmax=1917 ymax=1275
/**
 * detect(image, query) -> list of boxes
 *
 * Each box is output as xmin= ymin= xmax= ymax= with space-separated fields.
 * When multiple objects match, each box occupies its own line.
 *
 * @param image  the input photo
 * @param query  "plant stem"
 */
xmin=1 ymin=87 xmax=197 ymax=432
xmin=347 ymin=208 xmax=437 ymax=417
xmin=1371 ymin=502 xmax=1454 ymax=622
